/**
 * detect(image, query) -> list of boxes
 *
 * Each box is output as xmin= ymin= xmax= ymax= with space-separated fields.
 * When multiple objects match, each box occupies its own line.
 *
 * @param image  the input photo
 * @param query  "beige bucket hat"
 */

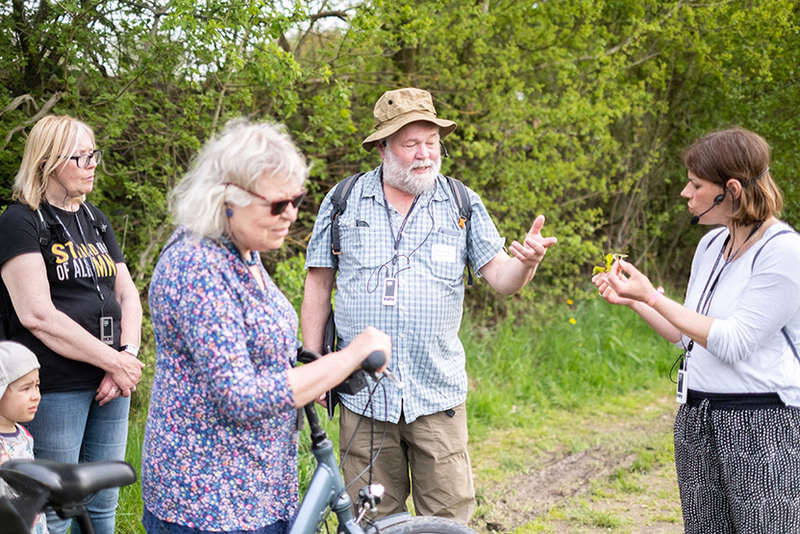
xmin=362 ymin=88 xmax=457 ymax=152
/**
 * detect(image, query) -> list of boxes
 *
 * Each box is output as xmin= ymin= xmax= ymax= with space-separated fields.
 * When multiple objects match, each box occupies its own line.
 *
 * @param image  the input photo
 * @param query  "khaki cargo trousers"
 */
xmin=339 ymin=403 xmax=474 ymax=525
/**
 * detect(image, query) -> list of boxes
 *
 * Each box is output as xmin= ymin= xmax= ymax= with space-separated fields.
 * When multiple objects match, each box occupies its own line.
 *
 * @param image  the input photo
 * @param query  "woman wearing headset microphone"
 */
xmin=593 ymin=127 xmax=800 ymax=534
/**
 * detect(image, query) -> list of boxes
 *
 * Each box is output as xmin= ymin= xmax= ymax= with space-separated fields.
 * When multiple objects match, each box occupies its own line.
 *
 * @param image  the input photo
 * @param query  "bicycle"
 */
xmin=0 ymin=458 xmax=136 ymax=534
xmin=291 ymin=348 xmax=476 ymax=534
xmin=0 ymin=349 xmax=476 ymax=534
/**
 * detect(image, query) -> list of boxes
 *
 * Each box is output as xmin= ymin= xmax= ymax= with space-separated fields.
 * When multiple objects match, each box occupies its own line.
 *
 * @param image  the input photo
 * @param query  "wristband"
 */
xmin=121 ymin=344 xmax=139 ymax=358
xmin=647 ymin=286 xmax=665 ymax=307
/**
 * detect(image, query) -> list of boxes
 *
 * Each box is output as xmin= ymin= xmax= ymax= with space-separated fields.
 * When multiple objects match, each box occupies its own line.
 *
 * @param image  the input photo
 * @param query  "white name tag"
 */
xmin=431 ymin=244 xmax=456 ymax=263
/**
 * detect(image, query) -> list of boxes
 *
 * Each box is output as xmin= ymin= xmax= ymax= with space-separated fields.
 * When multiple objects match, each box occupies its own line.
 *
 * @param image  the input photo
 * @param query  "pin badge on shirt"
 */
xmin=382 ymin=277 xmax=397 ymax=306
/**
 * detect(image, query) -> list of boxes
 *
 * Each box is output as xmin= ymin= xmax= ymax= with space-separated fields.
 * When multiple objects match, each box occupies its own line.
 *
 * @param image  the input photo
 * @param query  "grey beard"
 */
xmin=383 ymin=152 xmax=441 ymax=196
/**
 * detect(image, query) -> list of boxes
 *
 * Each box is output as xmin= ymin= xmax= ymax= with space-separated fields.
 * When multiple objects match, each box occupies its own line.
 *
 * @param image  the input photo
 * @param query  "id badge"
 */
xmin=675 ymin=358 xmax=688 ymax=404
xmin=382 ymin=278 xmax=397 ymax=306
xmin=100 ymin=316 xmax=114 ymax=345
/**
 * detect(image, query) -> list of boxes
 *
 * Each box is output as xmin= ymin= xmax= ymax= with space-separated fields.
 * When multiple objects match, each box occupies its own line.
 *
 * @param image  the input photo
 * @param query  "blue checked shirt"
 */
xmin=305 ymin=167 xmax=505 ymax=423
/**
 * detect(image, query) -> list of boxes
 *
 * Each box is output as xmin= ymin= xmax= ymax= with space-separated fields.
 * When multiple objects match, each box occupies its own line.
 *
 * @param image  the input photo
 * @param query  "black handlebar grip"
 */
xmin=361 ymin=351 xmax=386 ymax=374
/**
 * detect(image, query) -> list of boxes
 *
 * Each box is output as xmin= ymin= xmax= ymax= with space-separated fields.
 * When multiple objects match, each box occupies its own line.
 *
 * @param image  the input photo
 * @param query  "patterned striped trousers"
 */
xmin=674 ymin=392 xmax=800 ymax=534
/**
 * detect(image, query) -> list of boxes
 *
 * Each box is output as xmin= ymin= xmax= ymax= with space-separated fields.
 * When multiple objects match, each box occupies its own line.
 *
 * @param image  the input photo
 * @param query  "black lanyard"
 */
xmin=44 ymin=203 xmax=105 ymax=303
xmin=681 ymin=223 xmax=763 ymax=370
xmin=380 ymin=170 xmax=420 ymax=264
xmin=695 ymin=223 xmax=762 ymax=317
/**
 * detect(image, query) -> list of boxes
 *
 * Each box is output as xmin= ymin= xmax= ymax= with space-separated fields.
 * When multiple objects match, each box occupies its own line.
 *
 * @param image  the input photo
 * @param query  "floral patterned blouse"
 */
xmin=142 ymin=226 xmax=298 ymax=531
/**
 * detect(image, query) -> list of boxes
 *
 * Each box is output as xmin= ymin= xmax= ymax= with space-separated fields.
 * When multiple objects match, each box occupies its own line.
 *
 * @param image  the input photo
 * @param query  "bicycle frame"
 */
xmin=290 ymin=403 xmax=357 ymax=534
xmin=290 ymin=403 xmax=413 ymax=534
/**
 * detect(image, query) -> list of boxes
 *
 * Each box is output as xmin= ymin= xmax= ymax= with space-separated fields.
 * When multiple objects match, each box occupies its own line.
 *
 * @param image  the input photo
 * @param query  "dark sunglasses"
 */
xmin=225 ymin=183 xmax=307 ymax=216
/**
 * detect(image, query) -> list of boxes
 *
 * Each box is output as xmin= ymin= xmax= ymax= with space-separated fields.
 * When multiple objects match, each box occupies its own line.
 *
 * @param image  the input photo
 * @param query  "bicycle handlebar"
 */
xmin=297 ymin=347 xmax=404 ymax=391
xmin=361 ymin=350 xmax=385 ymax=373
xmin=361 ymin=351 xmax=404 ymax=390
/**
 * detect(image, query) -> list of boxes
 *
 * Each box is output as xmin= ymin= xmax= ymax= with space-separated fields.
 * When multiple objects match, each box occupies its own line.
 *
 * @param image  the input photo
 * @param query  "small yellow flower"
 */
xmin=567 ymin=299 xmax=573 ymax=305
xmin=569 ymin=318 xmax=576 ymax=325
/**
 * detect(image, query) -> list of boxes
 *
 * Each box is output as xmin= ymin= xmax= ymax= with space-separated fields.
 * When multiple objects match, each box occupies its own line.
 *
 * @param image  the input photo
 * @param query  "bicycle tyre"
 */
xmin=367 ymin=516 xmax=478 ymax=534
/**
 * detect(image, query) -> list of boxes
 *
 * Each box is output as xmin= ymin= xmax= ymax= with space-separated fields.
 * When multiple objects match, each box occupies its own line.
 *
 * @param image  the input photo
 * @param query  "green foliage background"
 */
xmin=3 ymin=3 xmax=797 ymax=531
xmin=1 ymin=0 xmax=799 ymax=315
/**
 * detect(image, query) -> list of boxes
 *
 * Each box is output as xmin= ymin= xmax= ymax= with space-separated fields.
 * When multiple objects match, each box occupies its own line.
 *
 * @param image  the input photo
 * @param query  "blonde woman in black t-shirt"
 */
xmin=0 ymin=115 xmax=144 ymax=534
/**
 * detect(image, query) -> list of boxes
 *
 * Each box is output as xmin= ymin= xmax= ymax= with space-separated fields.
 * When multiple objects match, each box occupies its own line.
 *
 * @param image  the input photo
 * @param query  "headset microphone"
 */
xmin=690 ymin=193 xmax=726 ymax=225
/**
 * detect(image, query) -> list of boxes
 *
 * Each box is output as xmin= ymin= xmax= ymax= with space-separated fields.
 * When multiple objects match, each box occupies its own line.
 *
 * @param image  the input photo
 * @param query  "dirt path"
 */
xmin=470 ymin=394 xmax=684 ymax=533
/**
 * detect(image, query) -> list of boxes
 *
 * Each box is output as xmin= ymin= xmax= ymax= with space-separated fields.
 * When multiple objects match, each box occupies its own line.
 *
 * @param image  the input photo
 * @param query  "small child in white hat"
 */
xmin=0 ymin=341 xmax=47 ymax=534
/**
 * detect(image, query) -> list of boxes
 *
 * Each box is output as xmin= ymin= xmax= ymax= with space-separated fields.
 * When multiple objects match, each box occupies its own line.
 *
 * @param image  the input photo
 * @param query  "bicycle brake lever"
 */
xmin=362 ymin=351 xmax=405 ymax=390
xmin=376 ymin=368 xmax=405 ymax=390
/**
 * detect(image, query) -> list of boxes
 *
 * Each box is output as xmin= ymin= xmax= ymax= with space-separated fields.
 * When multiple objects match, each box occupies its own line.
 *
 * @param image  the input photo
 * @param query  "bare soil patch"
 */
xmin=470 ymin=395 xmax=683 ymax=533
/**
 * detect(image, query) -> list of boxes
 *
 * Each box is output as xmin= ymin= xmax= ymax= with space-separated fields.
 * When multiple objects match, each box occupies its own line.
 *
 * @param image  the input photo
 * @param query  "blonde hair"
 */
xmin=13 ymin=115 xmax=95 ymax=210
xmin=682 ymin=128 xmax=783 ymax=226
xmin=170 ymin=118 xmax=308 ymax=240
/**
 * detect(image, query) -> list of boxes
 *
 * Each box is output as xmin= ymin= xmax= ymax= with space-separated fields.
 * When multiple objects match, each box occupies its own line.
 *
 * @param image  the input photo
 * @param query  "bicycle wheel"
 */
xmin=366 ymin=516 xmax=478 ymax=534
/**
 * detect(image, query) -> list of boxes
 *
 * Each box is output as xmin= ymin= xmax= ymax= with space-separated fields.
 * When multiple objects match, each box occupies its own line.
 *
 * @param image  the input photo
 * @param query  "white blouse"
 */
xmin=679 ymin=222 xmax=800 ymax=407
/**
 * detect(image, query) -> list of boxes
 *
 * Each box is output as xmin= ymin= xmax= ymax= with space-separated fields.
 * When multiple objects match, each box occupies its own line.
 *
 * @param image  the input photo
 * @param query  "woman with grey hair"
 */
xmin=141 ymin=119 xmax=390 ymax=534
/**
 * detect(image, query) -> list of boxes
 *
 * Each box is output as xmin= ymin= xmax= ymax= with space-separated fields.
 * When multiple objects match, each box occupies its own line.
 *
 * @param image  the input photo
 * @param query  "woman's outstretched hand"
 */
xmin=593 ymin=259 xmax=658 ymax=307
xmin=605 ymin=259 xmax=657 ymax=303
xmin=592 ymin=270 xmax=637 ymax=307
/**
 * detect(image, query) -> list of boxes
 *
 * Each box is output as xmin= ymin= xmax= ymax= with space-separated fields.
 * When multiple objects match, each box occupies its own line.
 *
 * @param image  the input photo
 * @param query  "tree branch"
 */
xmin=2 ymin=92 xmax=62 ymax=149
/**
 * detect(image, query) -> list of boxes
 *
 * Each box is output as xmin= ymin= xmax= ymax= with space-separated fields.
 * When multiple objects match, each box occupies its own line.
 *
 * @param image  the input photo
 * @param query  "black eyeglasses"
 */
xmin=66 ymin=150 xmax=102 ymax=168
xmin=224 ymin=183 xmax=307 ymax=216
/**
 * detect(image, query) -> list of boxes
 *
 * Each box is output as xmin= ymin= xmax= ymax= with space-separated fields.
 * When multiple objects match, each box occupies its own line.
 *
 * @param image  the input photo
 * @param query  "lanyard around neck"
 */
xmin=380 ymin=169 xmax=420 ymax=262
xmin=695 ymin=223 xmax=762 ymax=316
xmin=44 ymin=203 xmax=105 ymax=302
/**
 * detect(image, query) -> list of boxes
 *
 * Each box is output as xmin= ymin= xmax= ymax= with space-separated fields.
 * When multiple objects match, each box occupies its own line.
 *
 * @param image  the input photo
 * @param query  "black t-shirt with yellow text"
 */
xmin=0 ymin=201 xmax=125 ymax=393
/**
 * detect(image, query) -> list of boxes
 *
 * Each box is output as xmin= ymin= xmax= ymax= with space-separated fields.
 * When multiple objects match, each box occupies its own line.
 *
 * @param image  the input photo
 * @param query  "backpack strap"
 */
xmin=783 ymin=328 xmax=800 ymax=365
xmin=445 ymin=176 xmax=474 ymax=286
xmin=704 ymin=227 xmax=728 ymax=251
xmin=446 ymin=177 xmax=472 ymax=230
xmin=330 ymin=172 xmax=365 ymax=257
xmin=80 ymin=203 xmax=108 ymax=236
xmin=328 ymin=172 xmax=476 ymax=286
xmin=750 ymin=228 xmax=797 ymax=273
xmin=34 ymin=208 xmax=50 ymax=247
xmin=749 ymin=225 xmax=800 ymax=364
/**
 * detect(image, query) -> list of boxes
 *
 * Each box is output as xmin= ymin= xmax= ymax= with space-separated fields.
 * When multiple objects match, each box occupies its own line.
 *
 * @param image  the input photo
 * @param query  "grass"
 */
xmin=463 ymin=295 xmax=673 ymax=438
xmin=115 ymin=289 xmax=680 ymax=534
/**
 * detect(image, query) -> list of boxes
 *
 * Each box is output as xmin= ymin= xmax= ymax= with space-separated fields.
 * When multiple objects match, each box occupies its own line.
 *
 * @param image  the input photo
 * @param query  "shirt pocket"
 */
xmin=339 ymin=225 xmax=381 ymax=270
xmin=428 ymin=231 xmax=466 ymax=282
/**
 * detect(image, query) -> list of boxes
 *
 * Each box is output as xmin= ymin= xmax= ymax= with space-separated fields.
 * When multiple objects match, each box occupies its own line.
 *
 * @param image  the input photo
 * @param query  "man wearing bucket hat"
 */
xmin=303 ymin=87 xmax=557 ymax=523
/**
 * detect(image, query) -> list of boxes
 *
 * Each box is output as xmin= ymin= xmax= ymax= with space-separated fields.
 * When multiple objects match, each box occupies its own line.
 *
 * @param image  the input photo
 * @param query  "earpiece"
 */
xmin=440 ymin=141 xmax=449 ymax=158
